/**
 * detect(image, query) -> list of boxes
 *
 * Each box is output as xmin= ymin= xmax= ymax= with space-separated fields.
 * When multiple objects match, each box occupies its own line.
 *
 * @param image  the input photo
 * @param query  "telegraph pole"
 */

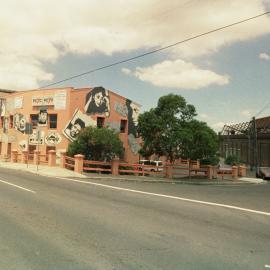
xmin=252 ymin=117 xmax=259 ymax=175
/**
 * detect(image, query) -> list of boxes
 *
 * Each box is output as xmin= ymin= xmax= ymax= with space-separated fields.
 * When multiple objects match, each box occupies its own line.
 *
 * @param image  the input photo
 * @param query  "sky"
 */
xmin=1 ymin=0 xmax=270 ymax=131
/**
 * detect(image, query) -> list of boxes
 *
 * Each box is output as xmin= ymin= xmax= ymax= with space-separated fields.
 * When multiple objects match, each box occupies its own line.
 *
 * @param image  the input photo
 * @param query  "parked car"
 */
xmin=139 ymin=160 xmax=163 ymax=172
xmin=256 ymin=167 xmax=270 ymax=180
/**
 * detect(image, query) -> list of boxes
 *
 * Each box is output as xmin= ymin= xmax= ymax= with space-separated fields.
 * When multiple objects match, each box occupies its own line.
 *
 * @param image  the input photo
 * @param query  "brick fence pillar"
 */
xmin=60 ymin=152 xmax=66 ymax=168
xmin=48 ymin=150 xmax=56 ymax=167
xmin=74 ymin=154 xmax=84 ymax=173
xmin=111 ymin=158 xmax=120 ymax=175
xmin=165 ymin=162 xmax=173 ymax=179
xmin=232 ymin=166 xmax=239 ymax=180
xmin=21 ymin=151 xmax=28 ymax=164
xmin=34 ymin=150 xmax=40 ymax=165
xmin=238 ymin=166 xmax=247 ymax=177
xmin=207 ymin=165 xmax=213 ymax=180
xmin=11 ymin=150 xmax=18 ymax=163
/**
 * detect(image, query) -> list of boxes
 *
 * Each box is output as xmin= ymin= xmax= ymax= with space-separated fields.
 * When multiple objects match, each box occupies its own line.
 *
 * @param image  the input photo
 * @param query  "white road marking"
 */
xmin=0 ymin=178 xmax=36 ymax=194
xmin=55 ymin=177 xmax=270 ymax=217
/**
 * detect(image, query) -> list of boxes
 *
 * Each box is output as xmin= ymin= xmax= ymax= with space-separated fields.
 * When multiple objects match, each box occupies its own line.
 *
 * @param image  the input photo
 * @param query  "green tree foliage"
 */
xmin=137 ymin=94 xmax=219 ymax=164
xmin=67 ymin=126 xmax=124 ymax=161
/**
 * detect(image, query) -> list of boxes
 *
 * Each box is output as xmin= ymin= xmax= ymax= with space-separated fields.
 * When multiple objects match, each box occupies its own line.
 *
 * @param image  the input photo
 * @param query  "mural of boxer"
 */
xmin=84 ymin=87 xmax=110 ymax=117
xmin=14 ymin=113 xmax=26 ymax=133
xmin=63 ymin=109 xmax=96 ymax=141
xmin=126 ymin=99 xmax=140 ymax=154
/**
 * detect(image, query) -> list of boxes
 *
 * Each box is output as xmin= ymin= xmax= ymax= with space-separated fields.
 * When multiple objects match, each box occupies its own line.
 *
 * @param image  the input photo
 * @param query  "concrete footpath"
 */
xmin=0 ymin=161 xmax=266 ymax=185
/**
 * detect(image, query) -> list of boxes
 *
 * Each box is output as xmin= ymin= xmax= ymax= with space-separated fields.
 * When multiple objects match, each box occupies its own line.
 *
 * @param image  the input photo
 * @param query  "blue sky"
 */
xmin=1 ymin=0 xmax=270 ymax=131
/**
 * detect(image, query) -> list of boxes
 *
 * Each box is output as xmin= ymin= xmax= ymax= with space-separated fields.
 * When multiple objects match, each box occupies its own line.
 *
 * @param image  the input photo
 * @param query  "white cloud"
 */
xmin=240 ymin=109 xmax=254 ymax=117
xmin=131 ymin=60 xmax=229 ymax=89
xmin=259 ymin=52 xmax=270 ymax=60
xmin=0 ymin=0 xmax=270 ymax=89
xmin=121 ymin=68 xmax=132 ymax=75
xmin=200 ymin=114 xmax=209 ymax=119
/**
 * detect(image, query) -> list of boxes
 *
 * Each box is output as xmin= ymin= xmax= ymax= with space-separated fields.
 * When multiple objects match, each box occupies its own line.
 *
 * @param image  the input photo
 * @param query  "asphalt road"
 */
xmin=0 ymin=167 xmax=269 ymax=270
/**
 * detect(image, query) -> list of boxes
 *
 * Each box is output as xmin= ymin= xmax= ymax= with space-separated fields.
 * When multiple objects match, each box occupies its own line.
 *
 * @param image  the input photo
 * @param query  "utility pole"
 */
xmin=252 ymin=117 xmax=259 ymax=175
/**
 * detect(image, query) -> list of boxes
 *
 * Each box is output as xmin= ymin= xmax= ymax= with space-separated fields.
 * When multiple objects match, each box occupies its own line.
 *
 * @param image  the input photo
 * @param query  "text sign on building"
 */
xmin=32 ymin=96 xmax=54 ymax=106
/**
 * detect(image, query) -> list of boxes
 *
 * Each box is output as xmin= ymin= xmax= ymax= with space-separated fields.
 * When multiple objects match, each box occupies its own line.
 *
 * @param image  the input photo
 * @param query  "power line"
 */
xmin=254 ymin=101 xmax=270 ymax=118
xmin=40 ymin=11 xmax=270 ymax=89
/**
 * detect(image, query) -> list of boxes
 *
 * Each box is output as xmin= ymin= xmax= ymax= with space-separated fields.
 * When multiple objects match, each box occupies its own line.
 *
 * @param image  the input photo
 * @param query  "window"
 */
xmin=30 ymin=114 xmax=38 ymax=128
xmin=49 ymin=114 xmax=57 ymax=129
xmin=28 ymin=145 xmax=36 ymax=154
xmin=9 ymin=115 xmax=13 ymax=128
xmin=97 ymin=117 xmax=105 ymax=128
xmin=120 ymin=120 xmax=127 ymax=133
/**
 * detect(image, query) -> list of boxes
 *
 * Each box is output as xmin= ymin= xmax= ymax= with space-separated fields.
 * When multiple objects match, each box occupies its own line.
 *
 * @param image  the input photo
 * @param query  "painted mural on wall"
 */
xmin=114 ymin=103 xmax=128 ymax=117
xmin=3 ymin=117 xmax=9 ymax=134
xmin=19 ymin=140 xmax=28 ymax=151
xmin=126 ymin=99 xmax=141 ymax=154
xmin=0 ymin=99 xmax=6 ymax=117
xmin=84 ymin=87 xmax=110 ymax=117
xmin=29 ymin=130 xmax=45 ymax=145
xmin=14 ymin=96 xmax=23 ymax=109
xmin=14 ymin=113 xmax=27 ymax=133
xmin=45 ymin=132 xmax=62 ymax=146
xmin=63 ymin=109 xmax=96 ymax=142
xmin=38 ymin=109 xmax=48 ymax=126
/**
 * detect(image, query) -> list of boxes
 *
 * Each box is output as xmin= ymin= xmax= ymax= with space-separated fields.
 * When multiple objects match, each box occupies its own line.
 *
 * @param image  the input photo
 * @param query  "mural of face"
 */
xmin=19 ymin=117 xmax=26 ymax=131
xmin=70 ymin=122 xmax=83 ymax=138
xmin=38 ymin=109 xmax=47 ymax=125
xmin=130 ymin=102 xmax=140 ymax=126
xmin=84 ymin=87 xmax=110 ymax=117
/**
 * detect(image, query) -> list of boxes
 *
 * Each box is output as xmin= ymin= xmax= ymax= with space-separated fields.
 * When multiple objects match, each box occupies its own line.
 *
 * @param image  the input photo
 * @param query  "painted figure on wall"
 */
xmin=63 ymin=109 xmax=96 ymax=142
xmin=126 ymin=99 xmax=141 ymax=154
xmin=45 ymin=132 xmax=62 ymax=146
xmin=0 ymin=99 xmax=6 ymax=117
xmin=3 ymin=117 xmax=9 ymax=134
xmin=84 ymin=87 xmax=110 ymax=117
xmin=38 ymin=109 xmax=48 ymax=126
xmin=14 ymin=113 xmax=26 ymax=133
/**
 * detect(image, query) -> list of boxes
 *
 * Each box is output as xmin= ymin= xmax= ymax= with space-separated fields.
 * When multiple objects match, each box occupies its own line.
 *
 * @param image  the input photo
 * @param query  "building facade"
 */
xmin=220 ymin=116 xmax=270 ymax=167
xmin=0 ymin=86 xmax=141 ymax=163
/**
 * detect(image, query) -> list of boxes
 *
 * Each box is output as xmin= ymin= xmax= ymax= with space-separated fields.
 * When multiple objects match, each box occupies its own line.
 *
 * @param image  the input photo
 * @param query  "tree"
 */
xmin=67 ymin=126 xmax=124 ymax=161
xmin=137 ymin=94 xmax=219 ymax=164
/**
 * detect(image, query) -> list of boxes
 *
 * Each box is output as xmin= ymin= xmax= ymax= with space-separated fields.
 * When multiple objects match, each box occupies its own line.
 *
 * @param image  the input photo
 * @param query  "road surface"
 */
xmin=0 ymin=168 xmax=269 ymax=270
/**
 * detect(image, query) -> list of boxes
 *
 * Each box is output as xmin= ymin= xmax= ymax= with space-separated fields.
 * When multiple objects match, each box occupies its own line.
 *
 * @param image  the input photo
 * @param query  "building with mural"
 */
xmin=0 ymin=86 xmax=141 ymax=164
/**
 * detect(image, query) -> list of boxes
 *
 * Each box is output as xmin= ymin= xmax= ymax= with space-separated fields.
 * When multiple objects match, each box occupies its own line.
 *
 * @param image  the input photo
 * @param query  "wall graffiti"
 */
xmin=45 ymin=132 xmax=62 ymax=146
xmin=63 ymin=109 xmax=96 ymax=142
xmin=14 ymin=113 xmax=27 ymax=133
xmin=84 ymin=87 xmax=110 ymax=117
xmin=106 ymin=121 xmax=120 ymax=133
xmin=114 ymin=103 xmax=128 ymax=117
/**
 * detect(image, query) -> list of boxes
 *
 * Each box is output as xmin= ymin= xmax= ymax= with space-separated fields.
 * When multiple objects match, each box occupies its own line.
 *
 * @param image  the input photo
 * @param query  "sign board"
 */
xmin=28 ymin=130 xmax=44 ymax=145
xmin=14 ymin=96 xmax=23 ymax=109
xmin=32 ymin=96 xmax=54 ymax=106
xmin=54 ymin=91 xmax=67 ymax=110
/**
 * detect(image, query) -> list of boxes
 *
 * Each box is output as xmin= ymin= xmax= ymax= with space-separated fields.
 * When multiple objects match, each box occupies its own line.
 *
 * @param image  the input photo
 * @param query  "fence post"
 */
xmin=111 ymin=158 xmax=120 ymax=175
xmin=232 ymin=166 xmax=239 ymax=180
xmin=238 ymin=165 xmax=246 ymax=177
xmin=207 ymin=165 xmax=213 ymax=180
xmin=74 ymin=154 xmax=84 ymax=173
xmin=11 ymin=150 xmax=18 ymax=163
xmin=48 ymin=150 xmax=56 ymax=167
xmin=165 ymin=162 xmax=173 ymax=179
xmin=60 ymin=151 xmax=66 ymax=168
xmin=34 ymin=150 xmax=40 ymax=165
xmin=22 ymin=151 xmax=28 ymax=164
